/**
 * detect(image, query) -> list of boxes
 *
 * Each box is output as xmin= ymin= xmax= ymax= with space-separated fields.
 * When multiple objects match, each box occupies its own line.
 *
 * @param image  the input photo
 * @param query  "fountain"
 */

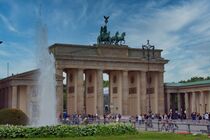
xmin=30 ymin=8 xmax=57 ymax=126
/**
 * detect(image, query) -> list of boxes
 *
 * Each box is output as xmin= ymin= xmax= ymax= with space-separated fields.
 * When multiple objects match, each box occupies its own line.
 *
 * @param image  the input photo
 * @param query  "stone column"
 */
xmin=191 ymin=92 xmax=196 ymax=112
xmin=184 ymin=93 xmax=189 ymax=117
xmin=26 ymin=86 xmax=31 ymax=116
xmin=66 ymin=71 xmax=70 ymax=114
xmin=56 ymin=68 xmax=63 ymax=118
xmin=109 ymin=72 xmax=113 ymax=114
xmin=177 ymin=93 xmax=181 ymax=112
xmin=109 ymin=71 xmax=122 ymax=115
xmin=153 ymin=72 xmax=159 ymax=114
xmin=158 ymin=72 xmax=164 ymax=114
xmin=122 ymin=70 xmax=128 ymax=115
xmin=66 ymin=70 xmax=77 ymax=114
xmin=136 ymin=71 xmax=141 ymax=115
xmin=93 ymin=70 xmax=97 ymax=115
xmin=97 ymin=69 xmax=104 ymax=115
xmin=12 ymin=86 xmax=17 ymax=108
xmin=140 ymin=71 xmax=147 ymax=114
xmin=200 ymin=91 xmax=205 ymax=114
xmin=85 ymin=70 xmax=97 ymax=115
xmin=154 ymin=72 xmax=158 ymax=114
xmin=167 ymin=93 xmax=171 ymax=113
xmin=77 ymin=69 xmax=84 ymax=114
xmin=208 ymin=91 xmax=210 ymax=112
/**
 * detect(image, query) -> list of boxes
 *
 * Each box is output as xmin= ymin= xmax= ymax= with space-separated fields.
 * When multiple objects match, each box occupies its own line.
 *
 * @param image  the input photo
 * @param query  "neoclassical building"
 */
xmin=0 ymin=69 xmax=63 ymax=118
xmin=49 ymin=43 xmax=168 ymax=116
xmin=165 ymin=80 xmax=210 ymax=117
xmin=0 ymin=70 xmax=37 ymax=115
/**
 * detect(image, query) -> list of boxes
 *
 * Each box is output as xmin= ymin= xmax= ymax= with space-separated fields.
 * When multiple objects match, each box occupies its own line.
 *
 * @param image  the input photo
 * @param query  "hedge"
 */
xmin=0 ymin=108 xmax=28 ymax=125
xmin=0 ymin=123 xmax=137 ymax=138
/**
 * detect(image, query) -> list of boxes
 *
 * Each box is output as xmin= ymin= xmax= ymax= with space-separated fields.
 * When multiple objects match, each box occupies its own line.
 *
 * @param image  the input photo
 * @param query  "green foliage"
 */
xmin=0 ymin=108 xmax=28 ymax=125
xmin=0 ymin=123 xmax=137 ymax=138
xmin=103 ymin=80 xmax=109 ymax=87
xmin=206 ymin=76 xmax=210 ymax=80
xmin=179 ymin=76 xmax=210 ymax=83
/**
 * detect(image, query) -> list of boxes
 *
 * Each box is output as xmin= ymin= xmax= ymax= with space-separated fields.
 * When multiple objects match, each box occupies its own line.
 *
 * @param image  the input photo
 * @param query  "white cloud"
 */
xmin=115 ymin=0 xmax=210 ymax=82
xmin=0 ymin=14 xmax=17 ymax=32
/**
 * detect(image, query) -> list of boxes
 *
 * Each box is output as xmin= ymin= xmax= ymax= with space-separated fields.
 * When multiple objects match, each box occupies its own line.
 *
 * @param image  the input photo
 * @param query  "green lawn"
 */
xmin=7 ymin=132 xmax=208 ymax=140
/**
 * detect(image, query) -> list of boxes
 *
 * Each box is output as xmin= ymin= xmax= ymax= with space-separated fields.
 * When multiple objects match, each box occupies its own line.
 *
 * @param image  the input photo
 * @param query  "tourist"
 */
xmin=116 ymin=116 xmax=119 ymax=122
xmin=138 ymin=114 xmax=142 ymax=125
xmin=163 ymin=113 xmax=168 ymax=120
xmin=191 ymin=112 xmax=196 ymax=121
xmin=118 ymin=114 xmax=121 ymax=122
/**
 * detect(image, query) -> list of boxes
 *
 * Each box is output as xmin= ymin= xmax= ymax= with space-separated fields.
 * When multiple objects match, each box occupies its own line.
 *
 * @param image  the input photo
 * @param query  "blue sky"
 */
xmin=0 ymin=0 xmax=210 ymax=82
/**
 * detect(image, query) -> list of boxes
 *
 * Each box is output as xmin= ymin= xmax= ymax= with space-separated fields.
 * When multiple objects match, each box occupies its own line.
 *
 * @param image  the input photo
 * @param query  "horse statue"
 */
xmin=97 ymin=16 xmax=126 ymax=45
xmin=111 ymin=32 xmax=126 ymax=45
xmin=118 ymin=32 xmax=126 ymax=45
xmin=111 ymin=31 xmax=119 ymax=44
xmin=97 ymin=25 xmax=111 ymax=44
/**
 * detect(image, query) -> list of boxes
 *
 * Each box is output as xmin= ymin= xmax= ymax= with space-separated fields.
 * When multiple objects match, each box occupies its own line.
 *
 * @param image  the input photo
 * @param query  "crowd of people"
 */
xmin=191 ymin=112 xmax=210 ymax=121
xmin=60 ymin=112 xmax=124 ymax=125
xmin=59 ymin=110 xmax=210 ymax=126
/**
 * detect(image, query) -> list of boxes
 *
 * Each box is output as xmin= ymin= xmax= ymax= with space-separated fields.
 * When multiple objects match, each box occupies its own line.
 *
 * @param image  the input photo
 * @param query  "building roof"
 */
xmin=165 ymin=80 xmax=210 ymax=87
xmin=0 ymin=69 xmax=38 ymax=82
xmin=0 ymin=69 xmax=63 ymax=86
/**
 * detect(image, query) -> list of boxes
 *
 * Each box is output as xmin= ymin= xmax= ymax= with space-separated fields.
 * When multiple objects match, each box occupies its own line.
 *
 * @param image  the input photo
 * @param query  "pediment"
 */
xmin=12 ymin=69 xmax=39 ymax=80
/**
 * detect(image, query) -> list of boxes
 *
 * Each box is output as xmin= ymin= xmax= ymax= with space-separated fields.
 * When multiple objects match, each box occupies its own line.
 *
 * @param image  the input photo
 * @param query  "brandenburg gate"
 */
xmin=49 ymin=43 xmax=168 ymax=116
xmin=49 ymin=17 xmax=168 ymax=116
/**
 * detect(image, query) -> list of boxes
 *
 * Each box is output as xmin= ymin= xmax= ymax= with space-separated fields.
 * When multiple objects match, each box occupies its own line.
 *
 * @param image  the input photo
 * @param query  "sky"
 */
xmin=0 ymin=0 xmax=210 ymax=83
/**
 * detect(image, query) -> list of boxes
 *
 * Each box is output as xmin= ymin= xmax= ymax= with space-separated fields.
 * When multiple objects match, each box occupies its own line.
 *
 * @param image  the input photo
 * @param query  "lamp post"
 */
xmin=142 ymin=40 xmax=155 ymax=115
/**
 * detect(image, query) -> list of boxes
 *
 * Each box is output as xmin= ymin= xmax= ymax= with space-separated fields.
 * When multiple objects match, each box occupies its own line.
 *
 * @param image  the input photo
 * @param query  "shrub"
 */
xmin=0 ymin=123 xmax=137 ymax=138
xmin=0 ymin=108 xmax=29 ymax=125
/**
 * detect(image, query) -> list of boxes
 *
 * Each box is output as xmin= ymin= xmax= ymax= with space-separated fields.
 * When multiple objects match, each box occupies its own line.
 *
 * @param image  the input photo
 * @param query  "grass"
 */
xmin=5 ymin=132 xmax=208 ymax=140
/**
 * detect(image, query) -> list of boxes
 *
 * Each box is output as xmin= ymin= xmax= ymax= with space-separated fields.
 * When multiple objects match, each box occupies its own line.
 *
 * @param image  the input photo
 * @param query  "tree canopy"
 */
xmin=179 ymin=76 xmax=210 ymax=83
xmin=103 ymin=80 xmax=109 ymax=87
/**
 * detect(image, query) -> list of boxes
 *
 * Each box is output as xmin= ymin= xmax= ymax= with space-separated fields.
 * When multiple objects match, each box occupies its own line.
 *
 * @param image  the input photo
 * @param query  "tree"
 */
xmin=103 ymin=80 xmax=109 ymax=87
xmin=206 ymin=76 xmax=210 ymax=80
xmin=179 ymin=76 xmax=209 ymax=83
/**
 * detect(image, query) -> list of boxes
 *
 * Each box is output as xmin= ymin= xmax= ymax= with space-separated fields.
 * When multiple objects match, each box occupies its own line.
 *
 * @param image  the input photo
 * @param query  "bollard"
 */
xmin=187 ymin=124 xmax=191 ymax=133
